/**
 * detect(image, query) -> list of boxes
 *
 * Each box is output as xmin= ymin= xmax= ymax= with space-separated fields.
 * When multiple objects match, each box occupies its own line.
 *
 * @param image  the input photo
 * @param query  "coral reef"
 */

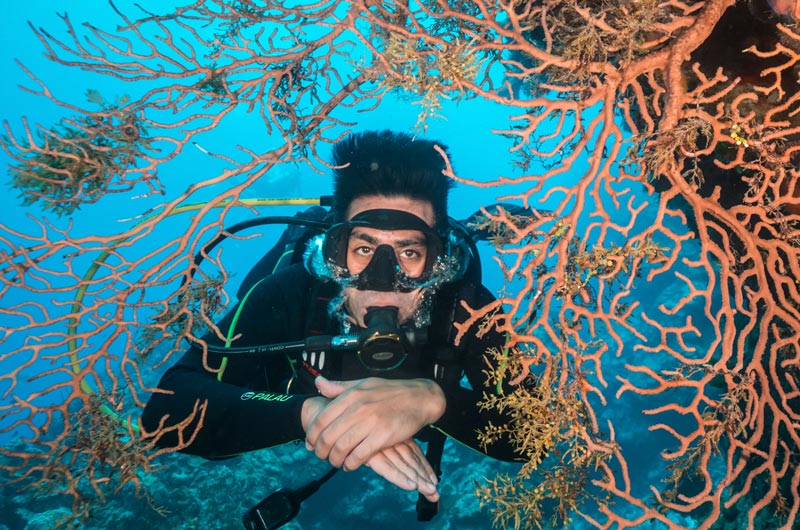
xmin=1 ymin=1 xmax=798 ymax=529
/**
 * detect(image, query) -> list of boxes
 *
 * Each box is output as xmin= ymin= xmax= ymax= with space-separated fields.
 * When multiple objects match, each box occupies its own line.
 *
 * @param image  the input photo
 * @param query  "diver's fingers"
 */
xmin=365 ymin=451 xmax=416 ymax=491
xmin=311 ymin=406 xmax=396 ymax=468
xmin=314 ymin=376 xmax=355 ymax=398
xmin=396 ymin=440 xmax=437 ymax=485
xmin=344 ymin=436 xmax=435 ymax=485
xmin=314 ymin=413 xmax=393 ymax=469
xmin=382 ymin=445 xmax=439 ymax=503
xmin=336 ymin=430 xmax=377 ymax=470
xmin=305 ymin=390 xmax=358 ymax=449
xmin=365 ymin=445 xmax=439 ymax=502
xmin=305 ymin=394 xmax=356 ymax=454
xmin=384 ymin=440 xmax=438 ymax=488
xmin=304 ymin=404 xmax=337 ymax=450
xmin=314 ymin=416 xmax=368 ymax=467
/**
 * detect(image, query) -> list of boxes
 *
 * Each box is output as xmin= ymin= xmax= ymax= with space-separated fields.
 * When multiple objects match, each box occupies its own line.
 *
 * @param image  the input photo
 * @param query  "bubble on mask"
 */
xmin=305 ymin=240 xmax=357 ymax=286
xmin=326 ymin=292 xmax=354 ymax=333
xmin=420 ymin=254 xmax=464 ymax=289
xmin=410 ymin=287 xmax=435 ymax=328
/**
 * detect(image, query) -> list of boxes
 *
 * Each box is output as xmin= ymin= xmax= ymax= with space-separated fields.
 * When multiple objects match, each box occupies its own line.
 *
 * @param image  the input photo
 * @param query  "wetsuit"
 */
xmin=142 ymin=263 xmax=521 ymax=462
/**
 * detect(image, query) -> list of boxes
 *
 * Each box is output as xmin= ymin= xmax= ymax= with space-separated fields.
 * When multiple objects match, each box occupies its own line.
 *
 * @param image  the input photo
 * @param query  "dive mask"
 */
xmin=304 ymin=209 xmax=469 ymax=292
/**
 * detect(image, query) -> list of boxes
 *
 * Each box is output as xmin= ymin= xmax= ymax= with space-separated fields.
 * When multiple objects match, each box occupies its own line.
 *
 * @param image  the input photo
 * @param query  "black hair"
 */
xmin=331 ymin=130 xmax=455 ymax=230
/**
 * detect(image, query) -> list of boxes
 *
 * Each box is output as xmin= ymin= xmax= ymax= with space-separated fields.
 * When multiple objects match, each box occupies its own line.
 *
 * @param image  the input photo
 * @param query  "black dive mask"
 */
xmin=304 ymin=209 xmax=469 ymax=292
xmin=355 ymin=244 xmax=407 ymax=292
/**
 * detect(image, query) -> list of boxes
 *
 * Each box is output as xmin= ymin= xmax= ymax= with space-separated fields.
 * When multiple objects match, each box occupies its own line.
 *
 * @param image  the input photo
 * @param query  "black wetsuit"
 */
xmin=142 ymin=263 xmax=520 ymax=462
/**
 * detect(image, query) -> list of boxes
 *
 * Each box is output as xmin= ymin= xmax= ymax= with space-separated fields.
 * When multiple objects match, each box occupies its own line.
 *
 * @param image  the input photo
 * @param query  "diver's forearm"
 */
xmin=142 ymin=367 xmax=310 ymax=458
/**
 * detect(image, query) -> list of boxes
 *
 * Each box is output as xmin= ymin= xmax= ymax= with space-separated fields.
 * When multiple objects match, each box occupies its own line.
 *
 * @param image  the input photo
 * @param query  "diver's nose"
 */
xmin=357 ymin=244 xmax=398 ymax=291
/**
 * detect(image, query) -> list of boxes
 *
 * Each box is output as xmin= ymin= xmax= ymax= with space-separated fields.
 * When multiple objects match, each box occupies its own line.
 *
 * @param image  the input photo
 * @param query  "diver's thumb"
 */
xmin=315 ymin=376 xmax=353 ymax=398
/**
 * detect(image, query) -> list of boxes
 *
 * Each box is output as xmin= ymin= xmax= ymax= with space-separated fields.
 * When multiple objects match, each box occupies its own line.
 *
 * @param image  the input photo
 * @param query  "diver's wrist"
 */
xmin=421 ymin=379 xmax=446 ymax=424
xmin=301 ymin=396 xmax=327 ymax=432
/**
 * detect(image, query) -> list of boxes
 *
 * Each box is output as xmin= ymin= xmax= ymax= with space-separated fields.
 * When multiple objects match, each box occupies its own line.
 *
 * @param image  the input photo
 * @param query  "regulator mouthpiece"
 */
xmin=358 ymin=306 xmax=409 ymax=371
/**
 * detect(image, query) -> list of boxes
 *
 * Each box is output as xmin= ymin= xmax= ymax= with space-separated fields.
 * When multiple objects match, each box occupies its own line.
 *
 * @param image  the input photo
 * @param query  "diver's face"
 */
xmin=346 ymin=227 xmax=428 ymax=278
xmin=342 ymin=195 xmax=436 ymax=327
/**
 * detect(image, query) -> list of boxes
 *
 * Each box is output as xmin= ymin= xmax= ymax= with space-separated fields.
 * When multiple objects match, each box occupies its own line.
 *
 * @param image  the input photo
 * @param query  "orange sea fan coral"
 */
xmin=1 ymin=1 xmax=799 ymax=528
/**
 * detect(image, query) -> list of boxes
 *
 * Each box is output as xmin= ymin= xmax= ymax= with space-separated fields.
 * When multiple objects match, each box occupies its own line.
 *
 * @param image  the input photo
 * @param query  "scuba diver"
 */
xmin=141 ymin=129 xmax=525 ymax=528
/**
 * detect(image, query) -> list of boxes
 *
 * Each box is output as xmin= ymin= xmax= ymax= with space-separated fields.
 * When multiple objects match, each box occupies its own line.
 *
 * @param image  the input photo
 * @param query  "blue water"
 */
xmin=0 ymin=2 xmax=726 ymax=530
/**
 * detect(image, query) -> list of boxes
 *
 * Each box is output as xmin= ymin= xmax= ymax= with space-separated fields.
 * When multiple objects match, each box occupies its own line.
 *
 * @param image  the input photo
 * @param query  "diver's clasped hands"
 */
xmin=305 ymin=376 xmax=446 ymax=467
xmin=300 ymin=376 xmax=446 ymax=501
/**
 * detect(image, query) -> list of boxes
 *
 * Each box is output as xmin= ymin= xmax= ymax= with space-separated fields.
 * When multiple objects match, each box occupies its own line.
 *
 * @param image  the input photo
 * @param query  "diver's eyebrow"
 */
xmin=349 ymin=231 xmax=425 ymax=247
xmin=349 ymin=232 xmax=379 ymax=245
xmin=394 ymin=237 xmax=426 ymax=248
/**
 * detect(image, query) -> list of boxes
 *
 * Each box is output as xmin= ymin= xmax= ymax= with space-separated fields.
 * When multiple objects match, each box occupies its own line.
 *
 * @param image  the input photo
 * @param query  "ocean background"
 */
xmin=0 ymin=2 xmax=720 ymax=529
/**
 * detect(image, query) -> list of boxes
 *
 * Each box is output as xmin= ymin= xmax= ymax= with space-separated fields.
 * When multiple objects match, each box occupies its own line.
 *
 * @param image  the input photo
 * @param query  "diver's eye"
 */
xmin=399 ymin=249 xmax=422 ymax=260
xmin=354 ymin=246 xmax=374 ymax=256
xmin=396 ymin=247 xmax=427 ymax=278
xmin=346 ymin=244 xmax=375 ymax=274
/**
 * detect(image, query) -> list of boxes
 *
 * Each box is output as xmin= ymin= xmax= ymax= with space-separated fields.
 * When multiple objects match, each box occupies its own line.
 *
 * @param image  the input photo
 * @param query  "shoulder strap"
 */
xmin=416 ymin=279 xmax=477 ymax=521
xmin=304 ymin=280 xmax=340 ymax=336
xmin=427 ymin=279 xmax=477 ymax=387
xmin=416 ymin=428 xmax=445 ymax=521
xmin=292 ymin=280 xmax=342 ymax=383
